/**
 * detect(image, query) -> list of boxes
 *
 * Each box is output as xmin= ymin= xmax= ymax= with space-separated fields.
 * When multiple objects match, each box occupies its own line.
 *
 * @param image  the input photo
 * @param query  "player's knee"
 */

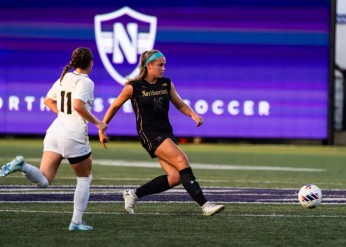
xmin=168 ymin=175 xmax=181 ymax=187
xmin=175 ymin=154 xmax=189 ymax=170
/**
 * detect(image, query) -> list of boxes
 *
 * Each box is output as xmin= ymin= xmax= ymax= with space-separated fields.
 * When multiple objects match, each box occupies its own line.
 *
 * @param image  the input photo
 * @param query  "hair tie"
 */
xmin=143 ymin=52 xmax=164 ymax=67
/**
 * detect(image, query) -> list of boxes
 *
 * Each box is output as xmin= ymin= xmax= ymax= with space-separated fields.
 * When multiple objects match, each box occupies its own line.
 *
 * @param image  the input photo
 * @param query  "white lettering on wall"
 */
xmin=9 ymin=96 xmax=19 ymax=111
xmin=24 ymin=96 xmax=35 ymax=111
xmin=0 ymin=95 xmax=271 ymax=117
xmin=195 ymin=100 xmax=208 ymax=114
xmin=212 ymin=100 xmax=224 ymax=115
xmin=123 ymin=100 xmax=133 ymax=113
xmin=112 ymin=23 xmax=138 ymax=64
xmin=228 ymin=100 xmax=240 ymax=115
xmin=93 ymin=98 xmax=104 ymax=113
xmin=259 ymin=101 xmax=270 ymax=116
xmin=108 ymin=98 xmax=116 ymax=105
xmin=244 ymin=100 xmax=254 ymax=116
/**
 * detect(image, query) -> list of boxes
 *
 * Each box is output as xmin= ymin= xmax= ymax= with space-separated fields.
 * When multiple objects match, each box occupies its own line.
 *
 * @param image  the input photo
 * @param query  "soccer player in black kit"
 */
xmin=99 ymin=50 xmax=224 ymax=216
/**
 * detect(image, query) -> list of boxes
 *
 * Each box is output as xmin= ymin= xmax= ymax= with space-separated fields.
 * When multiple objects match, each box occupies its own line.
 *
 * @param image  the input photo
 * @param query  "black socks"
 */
xmin=135 ymin=168 xmax=207 ymax=207
xmin=179 ymin=167 xmax=207 ymax=206
xmin=136 ymin=175 xmax=171 ymax=198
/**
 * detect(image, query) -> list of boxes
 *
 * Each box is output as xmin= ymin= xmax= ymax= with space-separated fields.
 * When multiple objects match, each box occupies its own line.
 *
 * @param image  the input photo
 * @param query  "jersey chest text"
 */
xmin=135 ymin=85 xmax=170 ymax=111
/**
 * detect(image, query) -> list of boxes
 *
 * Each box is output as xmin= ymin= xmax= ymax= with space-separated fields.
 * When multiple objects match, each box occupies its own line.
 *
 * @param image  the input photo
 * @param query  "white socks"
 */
xmin=22 ymin=163 xmax=92 ymax=224
xmin=21 ymin=163 xmax=49 ymax=188
xmin=71 ymin=176 xmax=92 ymax=224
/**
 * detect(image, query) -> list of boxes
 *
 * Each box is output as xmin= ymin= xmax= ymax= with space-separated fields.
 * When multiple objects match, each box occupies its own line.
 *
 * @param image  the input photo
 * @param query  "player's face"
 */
xmin=149 ymin=57 xmax=166 ymax=78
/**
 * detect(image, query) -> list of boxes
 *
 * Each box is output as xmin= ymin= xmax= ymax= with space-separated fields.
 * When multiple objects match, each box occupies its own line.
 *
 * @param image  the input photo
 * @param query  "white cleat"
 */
xmin=123 ymin=189 xmax=138 ymax=214
xmin=202 ymin=202 xmax=225 ymax=216
xmin=68 ymin=221 xmax=93 ymax=231
xmin=0 ymin=156 xmax=25 ymax=178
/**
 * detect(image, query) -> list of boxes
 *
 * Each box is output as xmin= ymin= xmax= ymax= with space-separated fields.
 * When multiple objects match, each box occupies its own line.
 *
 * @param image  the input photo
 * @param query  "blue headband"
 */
xmin=143 ymin=52 xmax=164 ymax=67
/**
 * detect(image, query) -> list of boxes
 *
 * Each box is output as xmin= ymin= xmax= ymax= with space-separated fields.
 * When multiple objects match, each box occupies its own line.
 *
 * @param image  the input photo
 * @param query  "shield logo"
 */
xmin=95 ymin=7 xmax=157 ymax=85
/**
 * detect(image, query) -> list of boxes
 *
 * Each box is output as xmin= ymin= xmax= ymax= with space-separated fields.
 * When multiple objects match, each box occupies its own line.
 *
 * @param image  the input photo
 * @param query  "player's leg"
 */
xmin=23 ymin=151 xmax=62 ymax=187
xmin=158 ymin=158 xmax=181 ymax=187
xmin=0 ymin=151 xmax=60 ymax=188
xmin=20 ymin=131 xmax=62 ymax=187
xmin=123 ymin=159 xmax=180 ymax=214
xmin=38 ymin=151 xmax=63 ymax=183
xmin=68 ymin=153 xmax=93 ymax=231
xmin=155 ymin=139 xmax=207 ymax=205
xmin=155 ymin=138 xmax=224 ymax=216
xmin=136 ymin=158 xmax=180 ymax=197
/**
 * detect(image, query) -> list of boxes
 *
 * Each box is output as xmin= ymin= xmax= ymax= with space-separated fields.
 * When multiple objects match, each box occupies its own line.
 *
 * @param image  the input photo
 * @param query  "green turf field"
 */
xmin=0 ymin=138 xmax=346 ymax=247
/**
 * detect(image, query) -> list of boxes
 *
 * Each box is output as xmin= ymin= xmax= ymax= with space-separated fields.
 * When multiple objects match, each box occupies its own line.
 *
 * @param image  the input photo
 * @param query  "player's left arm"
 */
xmin=170 ymin=82 xmax=203 ymax=127
xmin=74 ymin=99 xmax=108 ymax=132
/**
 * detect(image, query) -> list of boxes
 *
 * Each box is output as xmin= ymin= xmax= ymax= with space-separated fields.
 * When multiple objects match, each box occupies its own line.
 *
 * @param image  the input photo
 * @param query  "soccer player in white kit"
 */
xmin=0 ymin=47 xmax=107 ymax=231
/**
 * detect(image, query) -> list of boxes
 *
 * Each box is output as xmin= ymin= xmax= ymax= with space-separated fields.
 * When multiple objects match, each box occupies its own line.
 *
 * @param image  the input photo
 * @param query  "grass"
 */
xmin=0 ymin=138 xmax=346 ymax=246
xmin=1 ymin=203 xmax=345 ymax=247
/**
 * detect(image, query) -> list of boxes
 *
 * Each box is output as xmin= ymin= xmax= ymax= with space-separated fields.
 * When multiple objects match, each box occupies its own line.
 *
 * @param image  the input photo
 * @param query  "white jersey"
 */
xmin=44 ymin=72 xmax=94 ymax=158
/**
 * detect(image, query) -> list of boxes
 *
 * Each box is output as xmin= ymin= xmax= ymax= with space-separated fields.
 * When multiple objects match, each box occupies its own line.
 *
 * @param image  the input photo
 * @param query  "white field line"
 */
xmin=0 ymin=201 xmax=345 ymax=205
xmin=0 ymin=208 xmax=345 ymax=218
xmin=0 ymin=188 xmax=296 ymax=193
xmin=1 ymin=191 xmax=344 ymax=202
xmin=2 ymin=185 xmax=346 ymax=191
xmin=0 ymin=175 xmax=230 ymax=183
xmin=1 ymin=186 xmax=345 ymax=194
xmin=24 ymin=158 xmax=325 ymax=172
xmin=5 ymin=176 xmax=345 ymax=186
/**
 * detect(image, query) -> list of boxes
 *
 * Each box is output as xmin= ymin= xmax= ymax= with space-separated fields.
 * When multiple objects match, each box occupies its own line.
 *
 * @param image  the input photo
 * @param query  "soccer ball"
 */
xmin=298 ymin=184 xmax=322 ymax=208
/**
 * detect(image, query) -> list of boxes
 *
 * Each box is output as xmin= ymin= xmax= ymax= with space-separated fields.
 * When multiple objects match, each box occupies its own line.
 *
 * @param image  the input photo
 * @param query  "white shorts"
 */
xmin=43 ymin=131 xmax=91 ymax=159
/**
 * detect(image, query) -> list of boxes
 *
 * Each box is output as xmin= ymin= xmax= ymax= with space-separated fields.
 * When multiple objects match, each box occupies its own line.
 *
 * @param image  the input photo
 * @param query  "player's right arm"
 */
xmin=44 ymin=97 xmax=59 ymax=114
xmin=44 ymin=80 xmax=60 ymax=114
xmin=99 ymin=84 xmax=133 ymax=145
xmin=102 ymin=84 xmax=133 ymax=124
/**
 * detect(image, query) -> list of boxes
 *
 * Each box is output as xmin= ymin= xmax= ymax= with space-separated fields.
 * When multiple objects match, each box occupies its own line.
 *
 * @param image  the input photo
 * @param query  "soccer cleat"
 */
xmin=68 ymin=222 xmax=93 ymax=231
xmin=202 ymin=202 xmax=225 ymax=216
xmin=0 ymin=156 xmax=25 ymax=178
xmin=123 ymin=189 xmax=138 ymax=214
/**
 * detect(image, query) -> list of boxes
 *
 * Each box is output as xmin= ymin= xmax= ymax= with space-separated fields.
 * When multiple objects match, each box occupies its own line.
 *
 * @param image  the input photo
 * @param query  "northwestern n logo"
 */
xmin=94 ymin=7 xmax=157 ymax=85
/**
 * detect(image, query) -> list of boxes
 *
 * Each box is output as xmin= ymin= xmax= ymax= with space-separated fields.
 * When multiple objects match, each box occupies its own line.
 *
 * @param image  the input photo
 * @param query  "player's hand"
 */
xmin=97 ymin=121 xmax=108 ymax=132
xmin=98 ymin=130 xmax=110 ymax=150
xmin=192 ymin=113 xmax=203 ymax=127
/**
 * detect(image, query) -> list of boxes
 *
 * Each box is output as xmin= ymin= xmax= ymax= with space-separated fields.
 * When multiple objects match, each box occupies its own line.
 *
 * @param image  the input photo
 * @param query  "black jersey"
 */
xmin=129 ymin=77 xmax=174 ymax=140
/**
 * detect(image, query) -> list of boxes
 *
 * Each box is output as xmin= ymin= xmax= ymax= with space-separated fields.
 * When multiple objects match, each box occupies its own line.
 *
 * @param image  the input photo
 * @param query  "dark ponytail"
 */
xmin=60 ymin=47 xmax=93 ymax=82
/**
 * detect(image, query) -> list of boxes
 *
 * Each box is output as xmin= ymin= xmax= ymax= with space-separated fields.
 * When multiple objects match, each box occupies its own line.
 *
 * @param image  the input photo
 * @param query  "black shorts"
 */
xmin=140 ymin=134 xmax=177 ymax=158
xmin=67 ymin=152 xmax=92 ymax=164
